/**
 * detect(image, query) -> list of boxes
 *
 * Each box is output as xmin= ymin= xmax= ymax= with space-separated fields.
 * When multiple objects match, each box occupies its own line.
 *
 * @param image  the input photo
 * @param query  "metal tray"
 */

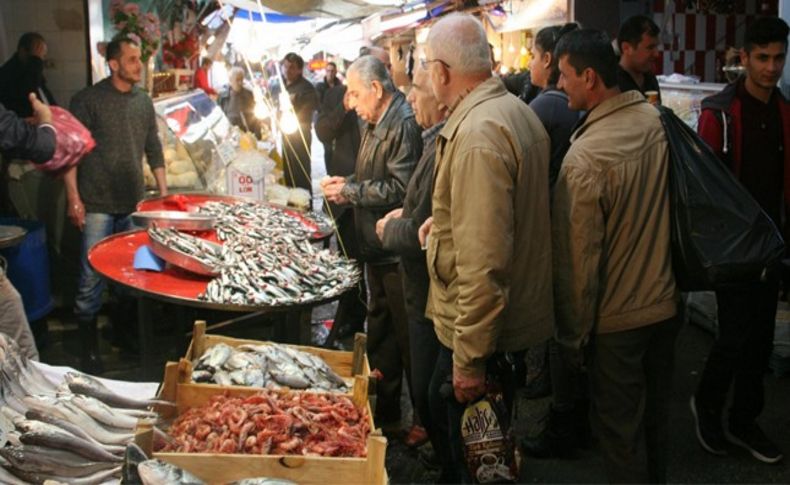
xmin=147 ymin=234 xmax=222 ymax=277
xmin=132 ymin=211 xmax=215 ymax=231
xmin=0 ymin=225 xmax=27 ymax=250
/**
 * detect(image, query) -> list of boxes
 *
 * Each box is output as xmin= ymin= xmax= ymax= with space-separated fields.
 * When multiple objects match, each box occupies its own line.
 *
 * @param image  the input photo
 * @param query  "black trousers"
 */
xmin=283 ymin=128 xmax=312 ymax=198
xmin=331 ymin=210 xmax=367 ymax=335
xmin=367 ymin=262 xmax=411 ymax=425
xmin=589 ymin=316 xmax=681 ymax=484
xmin=696 ymin=278 xmax=779 ymax=428
xmin=428 ymin=344 xmax=520 ymax=483
xmin=408 ymin=311 xmax=440 ymax=444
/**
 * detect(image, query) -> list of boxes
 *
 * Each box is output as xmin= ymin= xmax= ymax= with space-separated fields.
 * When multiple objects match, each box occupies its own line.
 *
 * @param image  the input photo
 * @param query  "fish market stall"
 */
xmin=89 ymin=194 xmax=356 ymax=380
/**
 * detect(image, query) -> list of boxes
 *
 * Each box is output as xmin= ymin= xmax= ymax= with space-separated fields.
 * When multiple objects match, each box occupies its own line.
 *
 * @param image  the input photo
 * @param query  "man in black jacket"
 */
xmin=377 ymin=61 xmax=448 ymax=461
xmin=322 ymin=55 xmax=422 ymax=431
xmin=0 ymin=93 xmax=55 ymax=361
xmin=0 ymin=32 xmax=57 ymax=117
xmin=281 ymin=52 xmax=319 ymax=200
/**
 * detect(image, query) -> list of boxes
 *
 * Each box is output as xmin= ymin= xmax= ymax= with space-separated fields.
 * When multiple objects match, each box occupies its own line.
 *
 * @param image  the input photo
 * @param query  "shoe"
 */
xmin=726 ymin=422 xmax=784 ymax=464
xmin=404 ymin=424 xmax=429 ymax=448
xmin=690 ymin=396 xmax=727 ymax=456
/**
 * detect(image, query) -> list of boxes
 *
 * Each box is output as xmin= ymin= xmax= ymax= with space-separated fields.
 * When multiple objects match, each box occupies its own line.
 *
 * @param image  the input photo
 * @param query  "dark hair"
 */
xmin=106 ymin=36 xmax=139 ymax=62
xmin=535 ymin=23 xmax=580 ymax=86
xmin=554 ymin=29 xmax=619 ymax=89
xmin=617 ymin=15 xmax=660 ymax=51
xmin=327 ymin=61 xmax=337 ymax=69
xmin=17 ymin=32 xmax=45 ymax=52
xmin=201 ymin=57 xmax=213 ymax=67
xmin=282 ymin=52 xmax=304 ymax=69
xmin=744 ymin=17 xmax=789 ymax=52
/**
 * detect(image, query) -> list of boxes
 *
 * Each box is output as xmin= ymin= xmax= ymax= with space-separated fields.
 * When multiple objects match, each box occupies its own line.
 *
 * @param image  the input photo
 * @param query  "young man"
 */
xmin=617 ymin=15 xmax=662 ymax=102
xmin=553 ymin=29 xmax=678 ymax=483
xmin=0 ymin=32 xmax=57 ymax=117
xmin=65 ymin=37 xmax=167 ymax=374
xmin=281 ymin=52 xmax=318 ymax=199
xmin=693 ymin=16 xmax=789 ymax=465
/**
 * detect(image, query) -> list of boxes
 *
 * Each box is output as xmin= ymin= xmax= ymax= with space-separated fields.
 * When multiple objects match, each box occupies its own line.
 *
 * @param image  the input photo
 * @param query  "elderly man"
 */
xmin=376 ymin=63 xmax=447 ymax=453
xmin=281 ymin=52 xmax=318 ymax=199
xmin=419 ymin=13 xmax=553 ymax=480
xmin=552 ymin=29 xmax=678 ymax=482
xmin=322 ymin=55 xmax=422 ymax=433
xmin=218 ymin=67 xmax=257 ymax=134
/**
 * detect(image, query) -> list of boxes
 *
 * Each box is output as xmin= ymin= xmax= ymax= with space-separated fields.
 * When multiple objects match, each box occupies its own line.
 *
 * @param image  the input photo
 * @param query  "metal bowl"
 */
xmin=132 ymin=211 xmax=215 ymax=231
xmin=0 ymin=225 xmax=27 ymax=250
xmin=147 ymin=234 xmax=222 ymax=277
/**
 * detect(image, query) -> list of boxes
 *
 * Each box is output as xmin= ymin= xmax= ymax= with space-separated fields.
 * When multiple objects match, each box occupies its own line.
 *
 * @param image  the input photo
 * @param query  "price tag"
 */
xmin=216 ymin=140 xmax=237 ymax=166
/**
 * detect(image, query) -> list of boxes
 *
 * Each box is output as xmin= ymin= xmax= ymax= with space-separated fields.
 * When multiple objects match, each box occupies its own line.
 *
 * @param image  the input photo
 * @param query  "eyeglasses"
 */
xmin=420 ymin=58 xmax=451 ymax=69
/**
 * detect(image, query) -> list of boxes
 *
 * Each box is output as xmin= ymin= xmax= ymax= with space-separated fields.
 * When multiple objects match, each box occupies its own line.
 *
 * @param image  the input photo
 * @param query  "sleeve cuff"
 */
xmin=38 ymin=123 xmax=55 ymax=132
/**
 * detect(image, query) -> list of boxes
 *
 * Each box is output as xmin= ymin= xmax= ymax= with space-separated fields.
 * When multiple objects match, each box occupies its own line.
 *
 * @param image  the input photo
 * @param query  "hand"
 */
xmin=384 ymin=208 xmax=403 ymax=220
xmin=320 ymin=175 xmax=345 ymax=189
xmin=29 ymin=93 xmax=52 ymax=125
xmin=68 ymin=197 xmax=85 ymax=231
xmin=375 ymin=217 xmax=389 ymax=241
xmin=453 ymin=364 xmax=486 ymax=403
xmin=418 ymin=216 xmax=433 ymax=248
xmin=322 ymin=178 xmax=348 ymax=205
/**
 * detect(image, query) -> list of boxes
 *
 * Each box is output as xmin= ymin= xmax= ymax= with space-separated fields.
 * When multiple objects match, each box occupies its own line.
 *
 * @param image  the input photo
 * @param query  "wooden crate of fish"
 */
xmin=181 ymin=321 xmax=371 ymax=394
xmin=137 ymin=377 xmax=387 ymax=485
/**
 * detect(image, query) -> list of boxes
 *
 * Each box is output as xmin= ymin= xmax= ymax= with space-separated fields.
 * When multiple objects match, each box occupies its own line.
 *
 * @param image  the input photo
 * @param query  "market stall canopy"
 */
xmin=221 ymin=0 xmax=401 ymax=19
xmin=484 ymin=0 xmax=568 ymax=33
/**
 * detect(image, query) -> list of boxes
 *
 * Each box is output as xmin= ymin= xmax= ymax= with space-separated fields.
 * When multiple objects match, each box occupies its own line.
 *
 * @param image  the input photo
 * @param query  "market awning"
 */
xmin=484 ymin=0 xmax=569 ymax=33
xmin=221 ymin=0 xmax=399 ymax=19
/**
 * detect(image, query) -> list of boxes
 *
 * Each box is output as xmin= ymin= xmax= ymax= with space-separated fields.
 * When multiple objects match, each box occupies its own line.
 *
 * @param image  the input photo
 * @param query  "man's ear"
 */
xmin=372 ymin=80 xmax=384 ymax=99
xmin=108 ymin=58 xmax=119 ymax=74
xmin=584 ymin=67 xmax=596 ymax=90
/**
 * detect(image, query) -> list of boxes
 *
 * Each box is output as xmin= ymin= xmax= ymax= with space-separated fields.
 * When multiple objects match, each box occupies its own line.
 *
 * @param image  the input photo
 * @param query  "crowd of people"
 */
xmin=0 ymin=8 xmax=788 ymax=484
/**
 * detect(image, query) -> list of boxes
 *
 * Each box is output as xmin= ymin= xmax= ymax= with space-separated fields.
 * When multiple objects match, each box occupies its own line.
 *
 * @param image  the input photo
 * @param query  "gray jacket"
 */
xmin=342 ymin=91 xmax=422 ymax=264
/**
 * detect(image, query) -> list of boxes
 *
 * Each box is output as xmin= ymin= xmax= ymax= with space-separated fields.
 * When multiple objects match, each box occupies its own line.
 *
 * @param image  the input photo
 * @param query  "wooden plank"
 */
xmin=352 ymin=332 xmax=367 ymax=376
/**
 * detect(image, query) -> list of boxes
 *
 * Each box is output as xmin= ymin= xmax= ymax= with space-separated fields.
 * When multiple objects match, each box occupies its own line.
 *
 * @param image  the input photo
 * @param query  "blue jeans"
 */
xmin=74 ymin=213 xmax=134 ymax=320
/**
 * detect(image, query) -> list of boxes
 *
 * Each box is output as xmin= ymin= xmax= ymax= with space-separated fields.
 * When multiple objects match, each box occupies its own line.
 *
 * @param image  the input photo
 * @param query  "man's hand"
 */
xmin=67 ymin=197 xmax=85 ymax=231
xmin=385 ymin=208 xmax=403 ymax=220
xmin=453 ymin=364 xmax=486 ymax=403
xmin=418 ymin=216 xmax=433 ymax=248
xmin=322 ymin=176 xmax=348 ymax=205
xmin=29 ymin=93 xmax=52 ymax=125
xmin=375 ymin=208 xmax=403 ymax=241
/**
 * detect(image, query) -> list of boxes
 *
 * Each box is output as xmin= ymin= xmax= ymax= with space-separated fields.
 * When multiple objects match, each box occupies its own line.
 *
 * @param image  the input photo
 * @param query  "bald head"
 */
xmin=427 ymin=13 xmax=492 ymax=75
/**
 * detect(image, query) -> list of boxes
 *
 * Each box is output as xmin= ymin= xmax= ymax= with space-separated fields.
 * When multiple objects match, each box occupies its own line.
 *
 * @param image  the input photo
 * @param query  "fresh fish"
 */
xmin=71 ymin=394 xmax=139 ymax=429
xmin=16 ymin=419 xmax=122 ymax=462
xmin=191 ymin=370 xmax=213 ymax=382
xmin=138 ymin=459 xmax=205 ymax=485
xmin=213 ymin=370 xmax=232 ymax=387
xmin=226 ymin=479 xmax=297 ymax=485
xmin=25 ymin=409 xmax=98 ymax=445
xmin=0 ymin=463 xmax=30 ymax=485
xmin=7 ymin=464 xmax=121 ymax=485
xmin=268 ymin=368 xmax=310 ymax=389
xmin=65 ymin=372 xmax=175 ymax=410
xmin=0 ymin=445 xmax=118 ymax=478
xmin=23 ymin=395 xmax=132 ymax=447
xmin=196 ymin=343 xmax=233 ymax=371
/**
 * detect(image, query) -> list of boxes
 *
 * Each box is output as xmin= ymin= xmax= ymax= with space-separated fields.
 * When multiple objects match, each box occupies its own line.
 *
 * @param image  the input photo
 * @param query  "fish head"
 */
xmin=138 ymin=459 xmax=205 ymax=485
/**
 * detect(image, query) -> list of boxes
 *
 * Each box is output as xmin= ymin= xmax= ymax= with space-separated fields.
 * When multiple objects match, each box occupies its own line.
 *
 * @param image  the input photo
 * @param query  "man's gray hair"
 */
xmin=348 ymin=55 xmax=395 ymax=93
xmin=427 ymin=13 xmax=492 ymax=74
xmin=230 ymin=66 xmax=245 ymax=81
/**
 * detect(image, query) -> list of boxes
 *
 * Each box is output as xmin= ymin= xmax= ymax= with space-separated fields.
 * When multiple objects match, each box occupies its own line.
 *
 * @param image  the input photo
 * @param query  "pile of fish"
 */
xmin=0 ymin=333 xmax=173 ymax=484
xmin=148 ymin=226 xmax=224 ymax=270
xmin=200 ymin=232 xmax=360 ymax=306
xmin=198 ymin=200 xmax=330 ymax=242
xmin=192 ymin=342 xmax=348 ymax=392
xmin=161 ymin=390 xmax=370 ymax=456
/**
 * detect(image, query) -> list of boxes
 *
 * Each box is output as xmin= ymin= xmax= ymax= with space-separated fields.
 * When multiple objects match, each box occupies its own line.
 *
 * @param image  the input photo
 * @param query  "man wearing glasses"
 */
xmin=418 ymin=13 xmax=553 ymax=480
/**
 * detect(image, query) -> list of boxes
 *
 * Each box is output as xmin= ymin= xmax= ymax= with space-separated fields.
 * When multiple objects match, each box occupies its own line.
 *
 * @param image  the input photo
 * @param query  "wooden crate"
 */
xmin=140 ymin=375 xmax=386 ymax=485
xmin=182 ymin=321 xmax=371 ymax=392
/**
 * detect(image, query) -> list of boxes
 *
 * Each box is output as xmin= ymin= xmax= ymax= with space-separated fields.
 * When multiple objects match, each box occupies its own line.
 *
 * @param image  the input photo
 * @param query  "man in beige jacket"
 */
xmin=552 ymin=29 xmax=679 ymax=483
xmin=419 ymin=13 xmax=553 ymax=480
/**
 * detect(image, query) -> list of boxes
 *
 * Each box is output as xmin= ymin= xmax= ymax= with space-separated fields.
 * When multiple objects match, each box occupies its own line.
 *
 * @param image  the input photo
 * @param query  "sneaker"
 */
xmin=726 ymin=422 xmax=784 ymax=464
xmin=690 ymin=396 xmax=727 ymax=456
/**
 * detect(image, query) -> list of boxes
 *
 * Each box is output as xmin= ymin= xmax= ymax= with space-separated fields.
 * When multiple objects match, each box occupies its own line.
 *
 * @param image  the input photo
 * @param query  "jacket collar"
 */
xmin=571 ymin=90 xmax=646 ymax=142
xmin=422 ymin=120 xmax=446 ymax=143
xmin=439 ymin=76 xmax=508 ymax=142
xmin=369 ymin=91 xmax=407 ymax=141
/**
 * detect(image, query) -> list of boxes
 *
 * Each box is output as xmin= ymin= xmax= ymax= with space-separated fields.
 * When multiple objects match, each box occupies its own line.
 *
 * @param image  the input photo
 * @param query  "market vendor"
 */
xmin=0 ymin=93 xmax=55 ymax=361
xmin=64 ymin=36 xmax=167 ymax=374
xmin=281 ymin=52 xmax=318 ymax=200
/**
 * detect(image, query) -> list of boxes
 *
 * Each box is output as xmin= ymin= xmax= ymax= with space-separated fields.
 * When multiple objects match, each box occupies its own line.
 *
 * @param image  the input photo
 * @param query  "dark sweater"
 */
xmin=529 ymin=88 xmax=580 ymax=187
xmin=0 ymin=53 xmax=57 ymax=117
xmin=69 ymin=78 xmax=164 ymax=214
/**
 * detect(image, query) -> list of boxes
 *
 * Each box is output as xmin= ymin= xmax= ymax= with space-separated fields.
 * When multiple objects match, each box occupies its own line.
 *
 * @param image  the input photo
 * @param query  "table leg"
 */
xmin=138 ymin=297 xmax=155 ymax=381
xmin=280 ymin=307 xmax=312 ymax=345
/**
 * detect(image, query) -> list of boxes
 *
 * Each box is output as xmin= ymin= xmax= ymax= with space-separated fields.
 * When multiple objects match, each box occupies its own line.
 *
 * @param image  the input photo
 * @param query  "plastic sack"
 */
xmin=659 ymin=106 xmax=785 ymax=291
xmin=33 ymin=106 xmax=96 ymax=177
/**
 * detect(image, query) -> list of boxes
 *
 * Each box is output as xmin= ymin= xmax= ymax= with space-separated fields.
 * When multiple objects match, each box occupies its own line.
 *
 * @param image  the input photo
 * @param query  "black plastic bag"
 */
xmin=658 ymin=106 xmax=785 ymax=291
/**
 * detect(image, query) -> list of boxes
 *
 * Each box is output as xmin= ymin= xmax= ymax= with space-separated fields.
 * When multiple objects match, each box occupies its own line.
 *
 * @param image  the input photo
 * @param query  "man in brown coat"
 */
xmin=552 ymin=29 xmax=679 ymax=483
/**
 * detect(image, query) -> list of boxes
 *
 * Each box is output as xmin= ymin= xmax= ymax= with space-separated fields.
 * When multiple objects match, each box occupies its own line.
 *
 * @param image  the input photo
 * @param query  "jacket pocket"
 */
xmin=427 ymin=233 xmax=455 ymax=291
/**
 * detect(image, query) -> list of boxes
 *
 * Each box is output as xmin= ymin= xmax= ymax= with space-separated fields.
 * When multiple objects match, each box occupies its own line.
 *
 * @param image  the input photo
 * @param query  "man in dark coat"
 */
xmin=281 ymin=52 xmax=318 ymax=200
xmin=0 ymin=32 xmax=57 ymax=117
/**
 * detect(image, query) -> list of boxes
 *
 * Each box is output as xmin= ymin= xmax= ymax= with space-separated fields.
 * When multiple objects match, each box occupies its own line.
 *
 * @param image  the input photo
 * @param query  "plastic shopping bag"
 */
xmin=33 ymin=106 xmax=95 ymax=177
xmin=659 ymin=106 xmax=785 ymax=291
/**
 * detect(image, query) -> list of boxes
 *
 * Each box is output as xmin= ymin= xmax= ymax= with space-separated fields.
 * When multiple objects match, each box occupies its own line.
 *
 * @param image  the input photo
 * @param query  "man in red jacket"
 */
xmin=694 ymin=16 xmax=789 ymax=464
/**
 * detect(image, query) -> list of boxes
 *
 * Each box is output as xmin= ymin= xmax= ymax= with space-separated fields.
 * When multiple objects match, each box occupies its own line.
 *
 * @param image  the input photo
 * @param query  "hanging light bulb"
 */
xmin=520 ymin=45 xmax=527 ymax=56
xmin=254 ymin=101 xmax=270 ymax=119
xmin=508 ymin=42 xmax=515 ymax=54
xmin=280 ymin=109 xmax=299 ymax=134
xmin=493 ymin=45 xmax=502 ymax=60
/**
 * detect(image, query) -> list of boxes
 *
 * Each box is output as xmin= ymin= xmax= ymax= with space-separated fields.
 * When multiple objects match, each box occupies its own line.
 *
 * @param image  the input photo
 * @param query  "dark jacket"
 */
xmin=698 ymin=77 xmax=790 ymax=229
xmin=341 ymin=91 xmax=422 ymax=264
xmin=217 ymin=87 xmax=258 ymax=133
xmin=0 ymin=53 xmax=57 ymax=117
xmin=316 ymin=77 xmax=340 ymax=104
xmin=285 ymin=76 xmax=319 ymax=127
xmin=316 ymin=84 xmax=361 ymax=218
xmin=382 ymin=121 xmax=444 ymax=324
xmin=617 ymin=64 xmax=661 ymax=104
xmin=0 ymin=103 xmax=55 ymax=163
xmin=529 ymin=88 xmax=581 ymax=187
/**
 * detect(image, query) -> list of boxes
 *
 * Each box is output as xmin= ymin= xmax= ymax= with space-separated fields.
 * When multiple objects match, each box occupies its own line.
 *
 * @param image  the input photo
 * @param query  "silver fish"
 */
xmin=0 ymin=462 xmax=31 ymax=485
xmin=71 ymin=394 xmax=139 ymax=429
xmin=138 ymin=459 xmax=205 ymax=485
xmin=16 ymin=419 xmax=121 ymax=462
xmin=65 ymin=372 xmax=175 ymax=410
xmin=227 ymin=479 xmax=297 ymax=485
xmin=0 ymin=445 xmax=117 ymax=478
xmin=8 ymin=464 xmax=121 ymax=485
